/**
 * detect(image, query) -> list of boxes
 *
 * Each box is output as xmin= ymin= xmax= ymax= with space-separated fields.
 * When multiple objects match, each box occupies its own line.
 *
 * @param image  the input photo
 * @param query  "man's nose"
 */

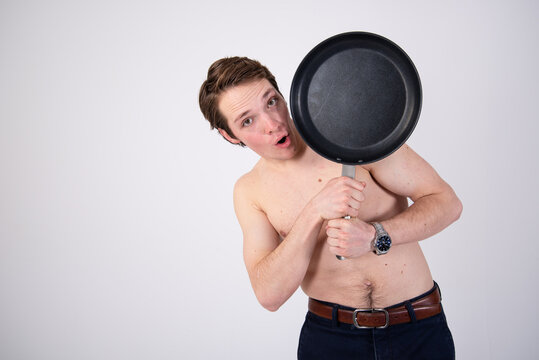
xmin=262 ymin=115 xmax=281 ymax=134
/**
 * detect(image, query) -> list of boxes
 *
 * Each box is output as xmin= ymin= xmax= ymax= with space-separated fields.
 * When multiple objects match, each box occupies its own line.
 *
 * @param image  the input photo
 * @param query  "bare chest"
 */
xmin=251 ymin=160 xmax=431 ymax=307
xmin=261 ymin=172 xmax=328 ymax=238
xmin=257 ymin=164 xmax=400 ymax=238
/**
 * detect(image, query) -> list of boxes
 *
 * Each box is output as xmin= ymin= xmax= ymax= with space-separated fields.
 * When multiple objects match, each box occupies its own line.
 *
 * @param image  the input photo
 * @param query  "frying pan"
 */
xmin=289 ymin=32 xmax=422 ymax=259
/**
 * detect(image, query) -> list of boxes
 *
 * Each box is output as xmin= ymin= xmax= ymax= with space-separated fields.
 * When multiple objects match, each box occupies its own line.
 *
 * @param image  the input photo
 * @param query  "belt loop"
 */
xmin=331 ymin=305 xmax=339 ymax=327
xmin=435 ymin=281 xmax=442 ymax=301
xmin=404 ymin=301 xmax=417 ymax=323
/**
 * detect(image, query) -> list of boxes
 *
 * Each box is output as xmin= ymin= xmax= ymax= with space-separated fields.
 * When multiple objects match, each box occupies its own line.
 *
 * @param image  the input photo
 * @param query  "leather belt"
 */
xmin=308 ymin=285 xmax=442 ymax=329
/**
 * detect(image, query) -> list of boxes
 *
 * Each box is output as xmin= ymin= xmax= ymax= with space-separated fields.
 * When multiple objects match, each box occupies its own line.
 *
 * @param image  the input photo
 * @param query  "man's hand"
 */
xmin=309 ymin=176 xmax=366 ymax=220
xmin=326 ymin=218 xmax=376 ymax=259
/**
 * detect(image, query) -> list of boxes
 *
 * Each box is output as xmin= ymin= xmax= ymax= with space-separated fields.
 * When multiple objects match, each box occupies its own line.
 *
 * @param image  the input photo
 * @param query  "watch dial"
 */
xmin=377 ymin=235 xmax=392 ymax=252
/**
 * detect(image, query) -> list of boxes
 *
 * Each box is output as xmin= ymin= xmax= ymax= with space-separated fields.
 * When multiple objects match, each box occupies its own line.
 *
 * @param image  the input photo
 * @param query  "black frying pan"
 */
xmin=289 ymin=32 xmax=422 ymax=259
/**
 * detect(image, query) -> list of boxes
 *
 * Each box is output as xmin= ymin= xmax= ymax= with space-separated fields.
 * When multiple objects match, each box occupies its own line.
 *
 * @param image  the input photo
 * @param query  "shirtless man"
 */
xmin=199 ymin=57 xmax=462 ymax=359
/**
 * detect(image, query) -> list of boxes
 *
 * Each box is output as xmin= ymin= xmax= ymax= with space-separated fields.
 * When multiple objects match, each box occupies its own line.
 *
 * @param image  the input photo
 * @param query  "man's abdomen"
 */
xmin=301 ymin=241 xmax=434 ymax=309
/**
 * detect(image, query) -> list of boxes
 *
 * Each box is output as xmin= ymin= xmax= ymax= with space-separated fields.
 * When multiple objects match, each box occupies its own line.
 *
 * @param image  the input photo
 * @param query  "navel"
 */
xmin=363 ymin=281 xmax=374 ymax=307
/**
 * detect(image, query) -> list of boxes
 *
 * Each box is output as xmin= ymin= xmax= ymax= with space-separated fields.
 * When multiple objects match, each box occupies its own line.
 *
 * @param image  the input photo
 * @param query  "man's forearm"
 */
xmin=248 ymin=203 xmax=322 ymax=312
xmin=382 ymin=187 xmax=462 ymax=246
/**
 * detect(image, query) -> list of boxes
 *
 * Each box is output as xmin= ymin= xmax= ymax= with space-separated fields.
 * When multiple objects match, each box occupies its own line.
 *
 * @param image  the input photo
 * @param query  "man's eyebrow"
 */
xmin=233 ymin=88 xmax=276 ymax=124
xmin=262 ymin=88 xmax=274 ymax=99
xmin=234 ymin=110 xmax=250 ymax=124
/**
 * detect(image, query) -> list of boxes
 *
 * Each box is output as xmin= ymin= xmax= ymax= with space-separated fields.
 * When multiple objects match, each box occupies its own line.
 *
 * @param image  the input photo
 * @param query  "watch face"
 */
xmin=376 ymin=235 xmax=392 ymax=252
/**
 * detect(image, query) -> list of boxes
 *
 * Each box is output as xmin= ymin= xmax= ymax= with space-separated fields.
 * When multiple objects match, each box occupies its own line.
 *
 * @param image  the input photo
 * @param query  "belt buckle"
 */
xmin=353 ymin=308 xmax=390 ymax=329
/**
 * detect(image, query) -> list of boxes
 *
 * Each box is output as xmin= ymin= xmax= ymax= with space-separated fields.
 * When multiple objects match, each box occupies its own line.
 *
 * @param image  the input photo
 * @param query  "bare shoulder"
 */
xmin=233 ymin=165 xmax=264 ymax=212
xmin=363 ymin=144 xmax=450 ymax=200
xmin=364 ymin=144 xmax=426 ymax=172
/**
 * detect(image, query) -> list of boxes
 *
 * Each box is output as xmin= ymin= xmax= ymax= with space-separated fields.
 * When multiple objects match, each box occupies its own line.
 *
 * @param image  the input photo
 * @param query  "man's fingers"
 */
xmin=328 ymin=246 xmax=345 ymax=257
xmin=338 ymin=177 xmax=366 ymax=191
xmin=327 ymin=218 xmax=349 ymax=229
xmin=352 ymin=189 xmax=366 ymax=202
xmin=350 ymin=179 xmax=367 ymax=191
xmin=326 ymin=236 xmax=341 ymax=247
xmin=327 ymin=239 xmax=347 ymax=257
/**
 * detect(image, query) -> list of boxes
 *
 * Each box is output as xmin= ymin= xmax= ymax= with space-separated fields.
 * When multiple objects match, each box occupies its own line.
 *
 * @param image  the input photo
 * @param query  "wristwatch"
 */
xmin=371 ymin=222 xmax=392 ymax=255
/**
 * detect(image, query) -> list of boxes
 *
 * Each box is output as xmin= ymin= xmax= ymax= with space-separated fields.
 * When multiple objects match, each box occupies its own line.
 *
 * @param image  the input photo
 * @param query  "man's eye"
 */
xmin=268 ymin=97 xmax=277 ymax=106
xmin=242 ymin=118 xmax=253 ymax=127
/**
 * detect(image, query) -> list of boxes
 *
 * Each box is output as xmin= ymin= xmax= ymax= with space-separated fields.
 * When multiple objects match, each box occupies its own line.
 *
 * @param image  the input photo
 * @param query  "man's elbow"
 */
xmin=258 ymin=299 xmax=283 ymax=312
xmin=257 ymin=294 xmax=284 ymax=312
xmin=261 ymin=301 xmax=281 ymax=312
xmin=449 ymin=192 xmax=463 ymax=223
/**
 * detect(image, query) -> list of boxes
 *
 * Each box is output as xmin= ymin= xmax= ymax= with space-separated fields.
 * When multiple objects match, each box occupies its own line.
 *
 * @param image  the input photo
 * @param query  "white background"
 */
xmin=1 ymin=0 xmax=538 ymax=359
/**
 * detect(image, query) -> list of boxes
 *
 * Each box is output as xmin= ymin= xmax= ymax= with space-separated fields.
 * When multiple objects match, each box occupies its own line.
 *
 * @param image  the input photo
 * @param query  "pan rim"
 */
xmin=290 ymin=31 xmax=422 ymax=165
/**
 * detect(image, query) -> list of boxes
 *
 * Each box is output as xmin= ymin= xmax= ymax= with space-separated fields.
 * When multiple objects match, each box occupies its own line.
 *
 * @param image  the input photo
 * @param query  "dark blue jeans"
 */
xmin=297 ymin=284 xmax=455 ymax=360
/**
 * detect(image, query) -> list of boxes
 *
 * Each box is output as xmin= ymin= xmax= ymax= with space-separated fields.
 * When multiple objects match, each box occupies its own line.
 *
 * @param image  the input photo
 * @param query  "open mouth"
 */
xmin=277 ymin=136 xmax=287 ymax=144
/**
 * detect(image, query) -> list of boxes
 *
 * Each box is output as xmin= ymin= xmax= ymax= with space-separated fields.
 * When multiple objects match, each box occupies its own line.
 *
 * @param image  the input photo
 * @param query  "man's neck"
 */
xmin=260 ymin=144 xmax=325 ymax=173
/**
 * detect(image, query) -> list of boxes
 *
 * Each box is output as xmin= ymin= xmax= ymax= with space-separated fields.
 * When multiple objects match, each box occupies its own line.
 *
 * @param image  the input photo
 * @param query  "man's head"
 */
xmin=199 ymin=57 xmax=282 ymax=146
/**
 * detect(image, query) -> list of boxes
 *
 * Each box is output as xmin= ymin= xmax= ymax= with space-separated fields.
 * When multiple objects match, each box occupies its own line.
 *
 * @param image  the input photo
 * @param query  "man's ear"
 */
xmin=218 ymin=128 xmax=242 ymax=145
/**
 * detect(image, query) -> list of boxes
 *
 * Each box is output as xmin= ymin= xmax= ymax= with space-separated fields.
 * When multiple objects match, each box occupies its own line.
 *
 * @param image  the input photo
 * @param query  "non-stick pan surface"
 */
xmin=290 ymin=32 xmax=422 ymax=165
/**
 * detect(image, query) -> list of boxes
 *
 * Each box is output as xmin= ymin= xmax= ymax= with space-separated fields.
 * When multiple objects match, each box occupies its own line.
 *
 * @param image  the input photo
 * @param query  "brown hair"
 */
xmin=198 ymin=57 xmax=281 ymax=146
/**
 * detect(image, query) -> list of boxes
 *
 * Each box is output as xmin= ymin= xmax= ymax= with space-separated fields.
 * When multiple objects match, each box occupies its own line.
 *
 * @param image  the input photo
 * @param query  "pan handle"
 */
xmin=336 ymin=164 xmax=356 ymax=260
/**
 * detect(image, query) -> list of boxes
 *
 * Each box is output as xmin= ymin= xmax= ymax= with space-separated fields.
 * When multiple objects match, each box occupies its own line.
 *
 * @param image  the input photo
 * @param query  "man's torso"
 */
xmin=248 ymin=151 xmax=434 ymax=308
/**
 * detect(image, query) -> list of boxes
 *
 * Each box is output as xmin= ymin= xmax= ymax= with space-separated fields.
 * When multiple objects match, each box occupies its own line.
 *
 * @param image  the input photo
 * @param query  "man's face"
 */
xmin=217 ymin=78 xmax=302 ymax=161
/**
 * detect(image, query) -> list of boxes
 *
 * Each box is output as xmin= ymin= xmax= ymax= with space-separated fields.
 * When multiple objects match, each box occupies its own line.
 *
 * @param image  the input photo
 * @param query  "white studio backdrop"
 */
xmin=1 ymin=0 xmax=538 ymax=359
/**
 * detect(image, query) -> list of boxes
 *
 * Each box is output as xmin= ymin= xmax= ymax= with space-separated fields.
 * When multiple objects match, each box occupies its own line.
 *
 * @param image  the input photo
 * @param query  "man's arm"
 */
xmin=326 ymin=144 xmax=462 ymax=258
xmin=234 ymin=174 xmax=365 ymax=311
xmin=369 ymin=144 xmax=462 ymax=245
